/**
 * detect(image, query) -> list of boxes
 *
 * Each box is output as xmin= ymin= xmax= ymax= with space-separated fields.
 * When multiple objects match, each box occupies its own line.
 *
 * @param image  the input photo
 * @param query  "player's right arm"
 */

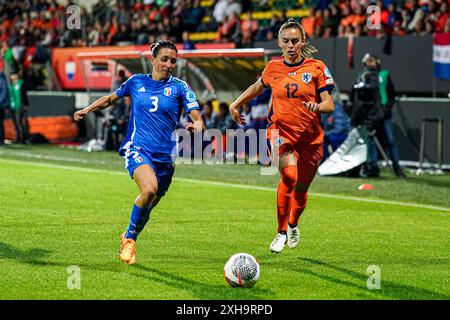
xmin=74 ymin=92 xmax=121 ymax=121
xmin=229 ymin=78 xmax=265 ymax=125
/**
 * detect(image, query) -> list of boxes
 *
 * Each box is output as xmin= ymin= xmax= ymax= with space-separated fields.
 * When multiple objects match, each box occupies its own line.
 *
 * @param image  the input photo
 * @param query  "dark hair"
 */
xmin=278 ymin=18 xmax=318 ymax=58
xmin=150 ymin=40 xmax=178 ymax=57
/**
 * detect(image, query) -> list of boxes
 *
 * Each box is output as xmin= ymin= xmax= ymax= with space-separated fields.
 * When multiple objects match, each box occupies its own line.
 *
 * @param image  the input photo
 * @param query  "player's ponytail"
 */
xmin=278 ymin=18 xmax=318 ymax=58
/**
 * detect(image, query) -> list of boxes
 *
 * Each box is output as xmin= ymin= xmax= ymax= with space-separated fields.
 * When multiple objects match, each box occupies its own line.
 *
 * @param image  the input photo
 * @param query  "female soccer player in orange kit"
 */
xmin=229 ymin=18 xmax=335 ymax=253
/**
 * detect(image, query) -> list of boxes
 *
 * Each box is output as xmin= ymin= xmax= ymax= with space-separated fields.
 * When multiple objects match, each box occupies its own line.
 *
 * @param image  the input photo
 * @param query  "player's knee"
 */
xmin=140 ymin=184 xmax=158 ymax=201
xmin=280 ymin=166 xmax=297 ymax=190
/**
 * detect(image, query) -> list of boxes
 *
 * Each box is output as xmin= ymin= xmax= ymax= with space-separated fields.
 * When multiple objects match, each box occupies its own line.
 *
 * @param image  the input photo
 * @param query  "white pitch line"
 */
xmin=1 ymin=157 xmax=449 ymax=213
xmin=0 ymin=150 xmax=108 ymax=164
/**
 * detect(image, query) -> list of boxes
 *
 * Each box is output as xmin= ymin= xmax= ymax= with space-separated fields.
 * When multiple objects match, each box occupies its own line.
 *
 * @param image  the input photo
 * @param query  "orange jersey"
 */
xmin=262 ymin=57 xmax=334 ymax=145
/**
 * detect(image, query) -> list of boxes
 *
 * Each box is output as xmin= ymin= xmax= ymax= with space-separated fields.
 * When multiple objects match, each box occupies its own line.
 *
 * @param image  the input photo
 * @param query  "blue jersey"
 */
xmin=115 ymin=73 xmax=200 ymax=162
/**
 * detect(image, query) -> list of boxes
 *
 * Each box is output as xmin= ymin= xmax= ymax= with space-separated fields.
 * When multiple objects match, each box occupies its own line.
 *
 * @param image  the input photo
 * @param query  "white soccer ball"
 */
xmin=224 ymin=253 xmax=260 ymax=288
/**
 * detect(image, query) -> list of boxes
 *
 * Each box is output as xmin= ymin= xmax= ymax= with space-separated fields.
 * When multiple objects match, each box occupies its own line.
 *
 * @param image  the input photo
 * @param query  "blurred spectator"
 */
xmin=322 ymin=8 xmax=337 ymax=38
xmin=248 ymin=85 xmax=270 ymax=133
xmin=270 ymin=13 xmax=284 ymax=35
xmin=0 ymin=0 xmax=445 ymax=77
xmin=182 ymin=31 xmax=196 ymax=50
xmin=94 ymin=0 xmax=109 ymax=25
xmin=213 ymin=0 xmax=229 ymax=24
xmin=8 ymin=72 xmax=29 ymax=144
xmin=113 ymin=69 xmax=130 ymax=138
xmin=321 ymin=86 xmax=350 ymax=161
xmin=241 ymin=12 xmax=259 ymax=47
xmin=111 ymin=23 xmax=132 ymax=45
xmin=339 ymin=5 xmax=355 ymax=30
xmin=181 ymin=0 xmax=205 ymax=33
xmin=213 ymin=102 xmax=235 ymax=133
xmin=225 ymin=0 xmax=242 ymax=19
xmin=87 ymin=23 xmax=100 ymax=47
xmin=313 ymin=9 xmax=324 ymax=38
xmin=425 ymin=19 xmax=435 ymax=33
xmin=201 ymin=100 xmax=217 ymax=129
xmin=169 ymin=16 xmax=183 ymax=43
xmin=316 ymin=0 xmax=333 ymax=10
xmin=301 ymin=7 xmax=316 ymax=37
xmin=435 ymin=1 xmax=449 ymax=33
xmin=217 ymin=12 xmax=240 ymax=43
xmin=407 ymin=0 xmax=425 ymax=32
xmin=1 ymin=41 xmax=18 ymax=74
xmin=413 ymin=19 xmax=427 ymax=35
xmin=0 ymin=71 xmax=9 ymax=145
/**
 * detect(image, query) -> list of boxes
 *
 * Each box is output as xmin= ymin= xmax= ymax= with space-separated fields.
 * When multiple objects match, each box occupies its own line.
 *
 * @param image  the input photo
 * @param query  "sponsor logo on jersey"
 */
xmin=287 ymin=72 xmax=296 ymax=76
xmin=325 ymin=78 xmax=334 ymax=84
xmin=164 ymin=87 xmax=172 ymax=96
xmin=138 ymin=87 xmax=146 ymax=92
xmin=324 ymin=67 xmax=332 ymax=78
xmin=186 ymin=90 xmax=197 ymax=102
xmin=187 ymin=102 xmax=199 ymax=109
xmin=302 ymin=73 xmax=312 ymax=83
xmin=135 ymin=157 xmax=143 ymax=163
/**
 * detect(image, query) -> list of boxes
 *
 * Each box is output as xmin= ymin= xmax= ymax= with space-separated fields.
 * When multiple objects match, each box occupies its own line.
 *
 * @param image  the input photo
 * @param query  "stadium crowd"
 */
xmin=0 ymin=0 xmax=447 ymax=86
xmin=0 ymin=0 xmax=446 ymax=85
xmin=0 ymin=0 xmax=448 ymax=48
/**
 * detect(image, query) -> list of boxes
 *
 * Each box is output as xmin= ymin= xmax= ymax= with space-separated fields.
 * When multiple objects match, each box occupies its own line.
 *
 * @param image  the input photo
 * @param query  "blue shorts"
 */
xmin=123 ymin=147 xmax=175 ymax=197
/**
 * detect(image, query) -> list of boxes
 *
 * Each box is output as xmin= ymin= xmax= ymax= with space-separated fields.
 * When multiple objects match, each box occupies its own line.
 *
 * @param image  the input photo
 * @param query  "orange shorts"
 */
xmin=267 ymin=128 xmax=323 ymax=186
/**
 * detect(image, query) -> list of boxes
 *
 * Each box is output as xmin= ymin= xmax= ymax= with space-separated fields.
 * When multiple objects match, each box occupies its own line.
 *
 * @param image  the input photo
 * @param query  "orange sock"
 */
xmin=277 ymin=166 xmax=297 ymax=233
xmin=289 ymin=190 xmax=308 ymax=226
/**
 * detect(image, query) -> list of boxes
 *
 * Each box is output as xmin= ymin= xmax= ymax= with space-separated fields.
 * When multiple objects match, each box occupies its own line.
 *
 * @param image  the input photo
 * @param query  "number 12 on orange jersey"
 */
xmin=284 ymin=83 xmax=299 ymax=98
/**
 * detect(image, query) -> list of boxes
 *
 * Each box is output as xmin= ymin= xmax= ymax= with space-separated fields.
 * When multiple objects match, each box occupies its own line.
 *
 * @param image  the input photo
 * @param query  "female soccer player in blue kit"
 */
xmin=74 ymin=40 xmax=204 ymax=265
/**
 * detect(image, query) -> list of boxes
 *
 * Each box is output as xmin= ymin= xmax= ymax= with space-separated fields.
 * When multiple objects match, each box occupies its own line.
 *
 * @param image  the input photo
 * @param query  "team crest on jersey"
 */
xmin=302 ymin=73 xmax=312 ymax=83
xmin=274 ymin=138 xmax=284 ymax=147
xmin=164 ymin=87 xmax=172 ymax=96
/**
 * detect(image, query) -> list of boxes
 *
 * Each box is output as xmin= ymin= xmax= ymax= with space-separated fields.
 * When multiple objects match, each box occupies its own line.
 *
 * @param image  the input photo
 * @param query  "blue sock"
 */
xmin=125 ymin=204 xmax=152 ymax=241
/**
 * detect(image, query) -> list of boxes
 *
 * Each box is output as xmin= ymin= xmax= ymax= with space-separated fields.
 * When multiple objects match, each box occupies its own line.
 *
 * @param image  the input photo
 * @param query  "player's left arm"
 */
xmin=303 ymin=91 xmax=334 ymax=113
xmin=179 ymin=81 xmax=204 ymax=132
xmin=304 ymin=62 xmax=335 ymax=113
xmin=187 ymin=109 xmax=204 ymax=132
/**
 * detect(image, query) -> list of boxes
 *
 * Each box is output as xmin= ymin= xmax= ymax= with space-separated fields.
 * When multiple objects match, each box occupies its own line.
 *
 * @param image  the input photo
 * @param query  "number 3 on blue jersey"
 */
xmin=149 ymin=96 xmax=158 ymax=112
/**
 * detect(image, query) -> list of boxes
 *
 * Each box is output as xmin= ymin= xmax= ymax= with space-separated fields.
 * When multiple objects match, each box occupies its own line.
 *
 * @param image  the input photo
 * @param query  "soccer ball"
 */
xmin=224 ymin=253 xmax=260 ymax=288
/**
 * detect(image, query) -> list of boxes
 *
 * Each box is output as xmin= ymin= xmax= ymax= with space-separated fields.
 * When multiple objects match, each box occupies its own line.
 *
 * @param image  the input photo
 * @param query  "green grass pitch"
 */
xmin=0 ymin=145 xmax=449 ymax=299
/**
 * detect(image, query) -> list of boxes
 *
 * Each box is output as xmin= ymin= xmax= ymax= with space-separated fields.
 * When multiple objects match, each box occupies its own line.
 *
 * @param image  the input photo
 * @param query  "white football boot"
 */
xmin=287 ymin=225 xmax=300 ymax=248
xmin=270 ymin=232 xmax=287 ymax=253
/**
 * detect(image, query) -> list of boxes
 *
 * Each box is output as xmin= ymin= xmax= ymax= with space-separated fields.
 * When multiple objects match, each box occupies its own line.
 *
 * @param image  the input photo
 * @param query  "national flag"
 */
xmin=433 ymin=33 xmax=450 ymax=80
